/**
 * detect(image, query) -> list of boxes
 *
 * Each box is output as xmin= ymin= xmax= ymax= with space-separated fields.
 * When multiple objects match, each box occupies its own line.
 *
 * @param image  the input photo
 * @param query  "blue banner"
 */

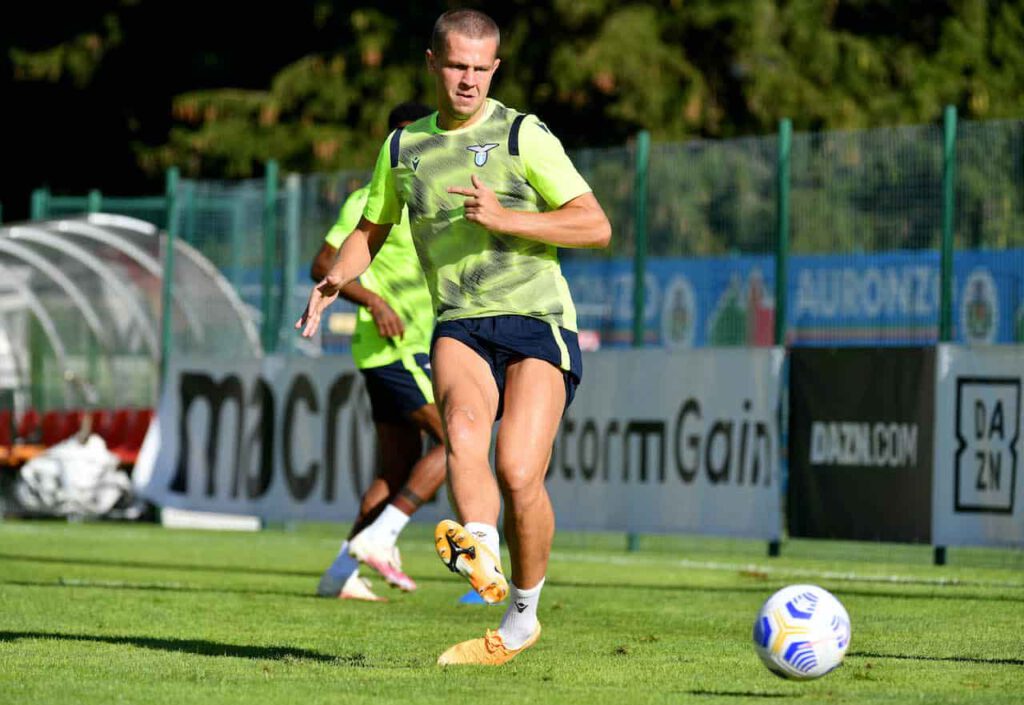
xmin=240 ymin=248 xmax=1024 ymax=351
xmin=561 ymin=248 xmax=1024 ymax=348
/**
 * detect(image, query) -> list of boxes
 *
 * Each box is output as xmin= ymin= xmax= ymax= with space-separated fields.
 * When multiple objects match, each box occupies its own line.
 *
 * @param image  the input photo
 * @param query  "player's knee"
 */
xmin=443 ymin=406 xmax=485 ymax=458
xmin=495 ymin=458 xmax=544 ymax=497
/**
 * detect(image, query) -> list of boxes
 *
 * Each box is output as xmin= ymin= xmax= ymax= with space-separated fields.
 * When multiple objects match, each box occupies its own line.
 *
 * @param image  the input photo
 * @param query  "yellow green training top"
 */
xmin=362 ymin=99 xmax=591 ymax=332
xmin=325 ymin=185 xmax=434 ymax=369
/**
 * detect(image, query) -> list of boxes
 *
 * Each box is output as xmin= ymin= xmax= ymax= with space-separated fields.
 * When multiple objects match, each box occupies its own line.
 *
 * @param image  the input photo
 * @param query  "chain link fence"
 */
xmin=22 ymin=112 xmax=1024 ymax=364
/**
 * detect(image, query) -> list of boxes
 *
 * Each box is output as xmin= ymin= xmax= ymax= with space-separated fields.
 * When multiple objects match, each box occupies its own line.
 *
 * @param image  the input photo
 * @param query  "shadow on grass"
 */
xmin=849 ymin=651 xmax=1024 ymax=666
xmin=3 ymin=553 xmax=1023 ymax=604
xmin=1 ymin=578 xmax=322 ymax=600
xmin=546 ymin=579 xmax=1024 ymax=604
xmin=684 ymin=690 xmax=787 ymax=698
xmin=0 ymin=552 xmax=315 ymax=579
xmin=0 ymin=630 xmax=362 ymax=664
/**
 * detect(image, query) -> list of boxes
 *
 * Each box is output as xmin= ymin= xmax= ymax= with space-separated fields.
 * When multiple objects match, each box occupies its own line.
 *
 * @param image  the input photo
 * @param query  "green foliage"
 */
xmin=87 ymin=1 xmax=1024 ymax=178
xmin=9 ymin=13 xmax=123 ymax=88
xmin=7 ymin=0 xmax=1024 ymax=256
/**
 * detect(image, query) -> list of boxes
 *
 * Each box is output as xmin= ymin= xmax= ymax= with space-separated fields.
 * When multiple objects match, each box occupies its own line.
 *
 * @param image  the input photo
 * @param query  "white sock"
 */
xmin=326 ymin=540 xmax=359 ymax=580
xmin=363 ymin=504 xmax=410 ymax=547
xmin=498 ymin=579 xmax=544 ymax=649
xmin=463 ymin=522 xmax=500 ymax=563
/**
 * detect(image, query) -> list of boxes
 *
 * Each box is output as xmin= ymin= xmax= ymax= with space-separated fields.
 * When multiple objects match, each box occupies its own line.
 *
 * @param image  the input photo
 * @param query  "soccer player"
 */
xmin=298 ymin=9 xmax=610 ymax=663
xmin=312 ymin=102 xmax=447 ymax=602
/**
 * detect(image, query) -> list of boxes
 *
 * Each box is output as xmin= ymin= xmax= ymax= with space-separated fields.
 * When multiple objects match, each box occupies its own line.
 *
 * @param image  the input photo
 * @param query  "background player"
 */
xmin=313 ymin=102 xmax=447 ymax=602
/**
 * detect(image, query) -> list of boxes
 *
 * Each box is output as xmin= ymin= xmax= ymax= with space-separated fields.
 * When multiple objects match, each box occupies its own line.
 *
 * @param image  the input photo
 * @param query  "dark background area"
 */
xmin=3 ymin=0 xmax=1023 ymax=221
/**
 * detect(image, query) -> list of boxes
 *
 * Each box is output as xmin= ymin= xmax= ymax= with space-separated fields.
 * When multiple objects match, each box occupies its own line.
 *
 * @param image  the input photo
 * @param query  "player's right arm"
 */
xmin=310 ymin=244 xmax=405 ymax=338
xmin=297 ymin=218 xmax=393 ymax=338
xmin=297 ymin=134 xmax=405 ymax=338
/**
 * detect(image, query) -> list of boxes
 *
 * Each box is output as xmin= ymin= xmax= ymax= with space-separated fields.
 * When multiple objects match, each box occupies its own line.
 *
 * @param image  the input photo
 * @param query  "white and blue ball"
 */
xmin=752 ymin=584 xmax=851 ymax=680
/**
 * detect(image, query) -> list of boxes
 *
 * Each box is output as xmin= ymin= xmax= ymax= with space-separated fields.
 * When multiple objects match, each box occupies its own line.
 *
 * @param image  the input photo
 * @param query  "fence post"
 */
xmin=769 ymin=118 xmax=792 ymax=559
xmin=631 ymin=130 xmax=651 ymax=348
xmin=165 ymin=167 xmax=181 ymax=236
xmin=87 ymin=189 xmax=102 ymax=214
xmin=160 ymin=167 xmax=180 ymax=390
xmin=939 ymin=105 xmax=957 ymax=343
xmin=935 ymin=105 xmax=957 ymax=566
xmin=30 ymin=188 xmax=50 ymax=220
xmin=627 ymin=130 xmax=650 ymax=554
xmin=262 ymin=160 xmax=279 ymax=353
xmin=775 ymin=119 xmax=792 ymax=347
xmin=280 ymin=173 xmax=302 ymax=352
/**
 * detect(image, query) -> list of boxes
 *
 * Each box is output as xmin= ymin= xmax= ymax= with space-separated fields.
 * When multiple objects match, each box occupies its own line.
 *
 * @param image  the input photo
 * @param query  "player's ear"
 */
xmin=426 ymin=49 xmax=436 ymax=72
xmin=492 ymin=58 xmax=501 ymax=75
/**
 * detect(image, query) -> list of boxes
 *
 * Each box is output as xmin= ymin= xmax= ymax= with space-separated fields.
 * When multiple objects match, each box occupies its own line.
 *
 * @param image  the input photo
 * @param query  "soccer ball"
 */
xmin=752 ymin=584 xmax=851 ymax=680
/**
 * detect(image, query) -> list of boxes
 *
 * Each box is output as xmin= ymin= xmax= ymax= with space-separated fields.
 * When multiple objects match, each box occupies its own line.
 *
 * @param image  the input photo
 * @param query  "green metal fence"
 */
xmin=956 ymin=119 xmax=1024 ymax=251
xmin=26 ymin=107 xmax=1024 ymax=364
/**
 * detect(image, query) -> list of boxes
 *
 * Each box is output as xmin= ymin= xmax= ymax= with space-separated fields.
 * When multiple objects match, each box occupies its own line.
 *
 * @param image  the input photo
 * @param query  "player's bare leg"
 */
xmin=495 ymin=358 xmax=563 ymax=590
xmin=468 ymin=357 xmax=563 ymax=656
xmin=348 ymin=408 xmax=446 ymax=591
xmin=321 ymin=406 xmax=445 ymax=597
xmin=352 ymin=405 xmax=444 ymax=534
xmin=433 ymin=337 xmax=501 ymax=522
xmin=348 ymin=420 xmax=423 ymax=540
xmin=431 ymin=337 xmax=508 ymax=604
xmin=435 ymin=352 xmax=563 ymax=665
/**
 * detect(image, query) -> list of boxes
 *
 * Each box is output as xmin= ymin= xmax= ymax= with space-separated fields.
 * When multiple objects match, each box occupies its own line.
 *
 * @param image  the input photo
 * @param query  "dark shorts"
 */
xmin=430 ymin=315 xmax=582 ymax=420
xmin=360 ymin=352 xmax=434 ymax=424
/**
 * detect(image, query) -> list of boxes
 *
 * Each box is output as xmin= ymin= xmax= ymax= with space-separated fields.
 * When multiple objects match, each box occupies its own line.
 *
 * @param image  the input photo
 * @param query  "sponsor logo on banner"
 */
xmin=809 ymin=421 xmax=919 ymax=468
xmin=955 ymin=377 xmax=1020 ymax=514
xmin=791 ymin=262 xmax=939 ymax=344
xmin=147 ymin=351 xmax=783 ymax=535
xmin=166 ymin=368 xmax=374 ymax=505
xmin=555 ymin=397 xmax=775 ymax=488
xmin=707 ymin=269 xmax=775 ymax=347
xmin=794 ymin=265 xmax=937 ymax=320
xmin=787 ymin=347 xmax=935 ymax=543
xmin=660 ymin=275 xmax=696 ymax=349
xmin=959 ymin=268 xmax=999 ymax=345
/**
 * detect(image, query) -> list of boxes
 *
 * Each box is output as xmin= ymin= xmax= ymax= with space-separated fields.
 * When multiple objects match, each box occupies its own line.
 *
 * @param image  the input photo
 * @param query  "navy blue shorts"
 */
xmin=359 ymin=352 xmax=435 ymax=424
xmin=430 ymin=315 xmax=582 ymax=420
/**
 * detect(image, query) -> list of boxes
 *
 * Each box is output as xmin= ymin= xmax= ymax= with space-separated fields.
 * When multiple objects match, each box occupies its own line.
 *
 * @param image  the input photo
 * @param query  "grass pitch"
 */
xmin=0 ymin=519 xmax=1021 ymax=704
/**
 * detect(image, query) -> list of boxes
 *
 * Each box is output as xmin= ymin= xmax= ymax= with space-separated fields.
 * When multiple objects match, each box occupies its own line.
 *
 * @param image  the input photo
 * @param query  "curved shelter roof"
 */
xmin=0 ymin=213 xmax=261 ymax=407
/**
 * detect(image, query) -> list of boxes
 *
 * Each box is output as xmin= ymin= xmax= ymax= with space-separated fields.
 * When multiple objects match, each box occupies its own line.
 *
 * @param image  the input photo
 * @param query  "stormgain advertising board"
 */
xmin=788 ymin=348 xmax=936 ymax=543
xmin=556 ymin=248 xmax=1024 ymax=349
xmin=142 ymin=349 xmax=784 ymax=539
xmin=932 ymin=345 xmax=1024 ymax=548
xmin=545 ymin=348 xmax=784 ymax=539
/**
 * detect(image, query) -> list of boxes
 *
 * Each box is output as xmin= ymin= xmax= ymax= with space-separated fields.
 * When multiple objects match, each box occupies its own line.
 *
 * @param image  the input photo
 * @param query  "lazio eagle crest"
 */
xmin=467 ymin=143 xmax=499 ymax=167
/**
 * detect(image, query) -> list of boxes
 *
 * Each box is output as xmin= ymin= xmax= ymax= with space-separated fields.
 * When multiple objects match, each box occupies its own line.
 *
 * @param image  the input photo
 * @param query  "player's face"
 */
xmin=427 ymin=32 xmax=500 ymax=127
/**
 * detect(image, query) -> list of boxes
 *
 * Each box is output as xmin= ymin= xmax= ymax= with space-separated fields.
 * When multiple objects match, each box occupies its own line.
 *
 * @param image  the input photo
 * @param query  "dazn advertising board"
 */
xmin=788 ymin=347 xmax=936 ymax=543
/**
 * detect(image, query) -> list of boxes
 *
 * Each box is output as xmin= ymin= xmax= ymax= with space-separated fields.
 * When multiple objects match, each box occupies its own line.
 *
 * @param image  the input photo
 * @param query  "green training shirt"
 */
xmin=363 ymin=99 xmax=591 ymax=332
xmin=325 ymin=185 xmax=434 ymax=369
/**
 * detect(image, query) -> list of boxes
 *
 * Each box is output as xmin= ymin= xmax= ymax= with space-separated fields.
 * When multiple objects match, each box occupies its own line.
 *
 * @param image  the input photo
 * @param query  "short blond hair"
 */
xmin=431 ymin=9 xmax=500 ymax=55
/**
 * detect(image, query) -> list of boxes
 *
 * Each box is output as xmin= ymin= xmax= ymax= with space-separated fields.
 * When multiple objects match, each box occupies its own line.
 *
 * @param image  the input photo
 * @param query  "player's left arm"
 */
xmin=451 ymin=176 xmax=610 ymax=249
xmin=447 ymin=117 xmax=611 ymax=249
